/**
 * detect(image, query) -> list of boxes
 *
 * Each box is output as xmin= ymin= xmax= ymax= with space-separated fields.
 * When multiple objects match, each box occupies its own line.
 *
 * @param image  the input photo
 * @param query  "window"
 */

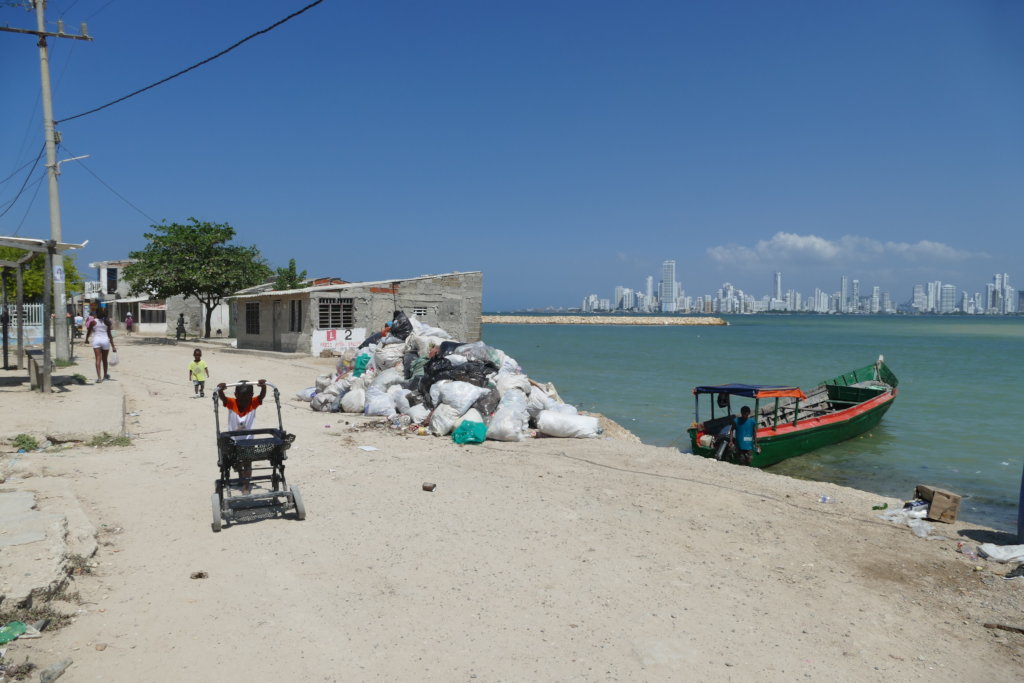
xmin=289 ymin=300 xmax=302 ymax=332
xmin=106 ymin=268 xmax=118 ymax=294
xmin=245 ymin=302 xmax=260 ymax=334
xmin=412 ymin=307 xmax=428 ymax=318
xmin=318 ymin=298 xmax=353 ymax=328
xmin=140 ymin=309 xmax=166 ymax=324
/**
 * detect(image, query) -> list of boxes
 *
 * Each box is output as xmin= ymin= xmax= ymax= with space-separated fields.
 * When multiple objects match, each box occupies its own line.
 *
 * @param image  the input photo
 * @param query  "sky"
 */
xmin=1 ymin=0 xmax=1022 ymax=310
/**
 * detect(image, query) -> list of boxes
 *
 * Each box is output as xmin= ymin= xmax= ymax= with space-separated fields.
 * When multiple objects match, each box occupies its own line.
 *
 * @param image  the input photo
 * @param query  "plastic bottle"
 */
xmin=957 ymin=542 xmax=979 ymax=561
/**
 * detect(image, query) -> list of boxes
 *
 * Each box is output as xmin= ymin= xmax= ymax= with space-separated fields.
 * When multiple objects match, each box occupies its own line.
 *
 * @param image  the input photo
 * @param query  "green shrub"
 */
xmin=12 ymin=434 xmax=38 ymax=451
xmin=87 ymin=432 xmax=131 ymax=448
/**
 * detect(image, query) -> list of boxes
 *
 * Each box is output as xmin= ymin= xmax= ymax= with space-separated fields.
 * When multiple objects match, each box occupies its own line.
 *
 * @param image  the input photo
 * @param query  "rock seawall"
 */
xmin=482 ymin=315 xmax=727 ymax=326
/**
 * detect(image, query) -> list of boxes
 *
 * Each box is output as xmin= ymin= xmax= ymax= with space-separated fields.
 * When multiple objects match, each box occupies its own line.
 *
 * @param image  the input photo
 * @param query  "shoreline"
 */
xmin=482 ymin=314 xmax=727 ymax=325
xmin=2 ymin=339 xmax=1022 ymax=680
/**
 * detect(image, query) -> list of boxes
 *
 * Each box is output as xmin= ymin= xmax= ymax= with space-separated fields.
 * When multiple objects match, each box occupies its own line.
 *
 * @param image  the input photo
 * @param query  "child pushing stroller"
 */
xmin=210 ymin=379 xmax=305 ymax=531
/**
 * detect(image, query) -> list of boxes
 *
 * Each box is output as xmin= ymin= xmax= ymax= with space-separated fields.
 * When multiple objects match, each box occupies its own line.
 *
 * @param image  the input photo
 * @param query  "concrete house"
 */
xmin=230 ymin=271 xmax=483 ymax=354
xmin=87 ymin=259 xmax=231 ymax=337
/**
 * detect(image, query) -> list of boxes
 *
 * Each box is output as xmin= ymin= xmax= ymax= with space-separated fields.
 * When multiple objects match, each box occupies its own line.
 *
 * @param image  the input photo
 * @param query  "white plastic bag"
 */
xmin=373 ymin=345 xmax=404 ymax=371
xmin=370 ymin=366 xmax=404 ymax=390
xmin=455 ymin=408 xmax=484 ymax=428
xmin=454 ymin=341 xmax=499 ymax=364
xmin=406 ymin=334 xmax=447 ymax=357
xmin=486 ymin=389 xmax=530 ymax=442
xmin=406 ymin=403 xmax=430 ymax=424
xmin=429 ymin=380 xmax=451 ymax=407
xmin=979 ymin=544 xmax=1024 ymax=563
xmin=496 ymin=372 xmax=531 ymax=397
xmin=364 ymin=386 xmax=397 ymax=417
xmin=310 ymin=393 xmax=333 ymax=412
xmin=537 ymin=411 xmax=600 ymax=438
xmin=295 ymin=387 xmax=316 ymax=402
xmin=429 ymin=404 xmax=460 ymax=436
xmin=436 ymin=381 xmax=490 ymax=416
xmin=527 ymin=386 xmax=554 ymax=418
xmin=315 ymin=373 xmax=333 ymax=392
xmin=389 ymin=385 xmax=412 ymax=413
xmin=340 ymin=388 xmax=366 ymax=413
xmin=410 ymin=317 xmax=452 ymax=339
xmin=109 ymin=351 xmax=120 ymax=366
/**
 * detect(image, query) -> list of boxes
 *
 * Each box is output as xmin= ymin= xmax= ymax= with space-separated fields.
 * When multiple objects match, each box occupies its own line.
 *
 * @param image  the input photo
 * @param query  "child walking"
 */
xmin=188 ymin=348 xmax=210 ymax=398
xmin=216 ymin=380 xmax=267 ymax=494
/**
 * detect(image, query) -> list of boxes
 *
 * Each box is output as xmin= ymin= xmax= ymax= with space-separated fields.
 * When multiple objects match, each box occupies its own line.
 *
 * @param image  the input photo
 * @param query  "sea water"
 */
xmin=482 ymin=316 xmax=1024 ymax=533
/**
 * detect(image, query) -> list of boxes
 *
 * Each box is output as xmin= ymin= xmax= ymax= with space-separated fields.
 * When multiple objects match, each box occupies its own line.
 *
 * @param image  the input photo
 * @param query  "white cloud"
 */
xmin=707 ymin=232 xmax=986 ymax=269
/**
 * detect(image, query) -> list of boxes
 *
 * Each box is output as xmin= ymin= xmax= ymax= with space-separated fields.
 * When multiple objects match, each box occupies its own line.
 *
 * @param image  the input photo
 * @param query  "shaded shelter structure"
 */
xmin=0 ymin=235 xmax=87 ymax=392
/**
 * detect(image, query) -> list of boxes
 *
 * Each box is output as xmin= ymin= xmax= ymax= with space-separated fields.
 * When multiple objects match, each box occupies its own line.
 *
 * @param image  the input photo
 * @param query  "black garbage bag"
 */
xmin=402 ymin=352 xmax=418 ymax=379
xmin=435 ymin=340 xmax=462 ymax=358
xmin=358 ymin=331 xmax=382 ymax=349
xmin=421 ymin=357 xmax=497 ymax=400
xmin=390 ymin=310 xmax=413 ymax=341
xmin=472 ymin=387 xmax=501 ymax=418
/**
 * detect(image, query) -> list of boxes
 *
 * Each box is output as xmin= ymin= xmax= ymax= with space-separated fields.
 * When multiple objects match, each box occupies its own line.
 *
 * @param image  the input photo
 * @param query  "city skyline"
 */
xmin=581 ymin=260 xmax=1019 ymax=315
xmin=2 ymin=2 xmax=1020 ymax=310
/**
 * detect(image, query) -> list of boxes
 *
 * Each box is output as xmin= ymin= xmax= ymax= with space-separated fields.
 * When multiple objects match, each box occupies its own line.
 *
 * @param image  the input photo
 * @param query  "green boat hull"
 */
xmin=687 ymin=394 xmax=895 ymax=467
xmin=687 ymin=359 xmax=899 ymax=467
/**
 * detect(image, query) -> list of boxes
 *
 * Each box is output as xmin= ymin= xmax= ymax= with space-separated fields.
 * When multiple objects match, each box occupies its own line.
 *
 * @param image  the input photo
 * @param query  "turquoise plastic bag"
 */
xmin=452 ymin=421 xmax=487 ymax=445
xmin=0 ymin=621 xmax=26 ymax=644
xmin=353 ymin=353 xmax=371 ymax=377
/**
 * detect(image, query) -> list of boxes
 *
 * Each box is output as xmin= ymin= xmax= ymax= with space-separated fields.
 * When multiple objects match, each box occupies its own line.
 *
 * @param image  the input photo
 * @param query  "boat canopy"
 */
xmin=693 ymin=384 xmax=807 ymax=400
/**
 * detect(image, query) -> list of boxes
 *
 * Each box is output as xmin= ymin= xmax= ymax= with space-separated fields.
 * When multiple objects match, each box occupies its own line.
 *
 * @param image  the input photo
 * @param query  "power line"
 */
xmin=60 ymin=144 xmax=157 ymax=223
xmin=0 ymin=147 xmax=45 ymax=219
xmin=0 ymin=146 xmax=45 ymax=186
xmin=84 ymin=0 xmax=117 ymax=22
xmin=13 ymin=172 xmax=47 ymax=235
xmin=57 ymin=0 xmax=325 ymax=124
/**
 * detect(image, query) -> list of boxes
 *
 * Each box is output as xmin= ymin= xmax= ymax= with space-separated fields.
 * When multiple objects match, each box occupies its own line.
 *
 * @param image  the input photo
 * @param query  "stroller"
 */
xmin=210 ymin=380 xmax=305 ymax=532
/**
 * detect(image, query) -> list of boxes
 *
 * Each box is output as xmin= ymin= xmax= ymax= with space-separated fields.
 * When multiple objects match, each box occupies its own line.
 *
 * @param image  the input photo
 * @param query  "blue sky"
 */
xmin=2 ymin=0 xmax=1022 ymax=309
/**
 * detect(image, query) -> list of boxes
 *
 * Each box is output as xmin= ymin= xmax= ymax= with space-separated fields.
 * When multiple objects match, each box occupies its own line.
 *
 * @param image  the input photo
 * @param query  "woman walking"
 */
xmin=85 ymin=307 xmax=117 ymax=383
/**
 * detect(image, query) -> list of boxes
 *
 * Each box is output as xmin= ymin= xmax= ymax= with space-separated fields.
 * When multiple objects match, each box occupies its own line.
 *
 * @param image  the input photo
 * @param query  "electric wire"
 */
xmin=12 ymin=173 xmax=47 ymax=235
xmin=56 ymin=0 xmax=325 ymax=124
xmin=0 ymin=147 xmax=45 ymax=219
xmin=59 ymin=144 xmax=157 ymax=223
xmin=84 ymin=0 xmax=117 ymax=22
xmin=0 ymin=146 xmax=45 ymax=187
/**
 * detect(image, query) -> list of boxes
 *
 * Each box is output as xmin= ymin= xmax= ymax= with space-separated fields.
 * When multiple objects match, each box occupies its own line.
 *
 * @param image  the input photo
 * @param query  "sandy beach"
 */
xmin=2 ymin=338 xmax=1023 ymax=682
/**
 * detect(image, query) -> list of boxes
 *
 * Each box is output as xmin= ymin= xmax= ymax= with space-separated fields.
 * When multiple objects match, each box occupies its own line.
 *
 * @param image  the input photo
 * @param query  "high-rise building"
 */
xmin=851 ymin=279 xmax=860 ymax=313
xmin=840 ymin=276 xmax=849 ymax=313
xmin=939 ymin=284 xmax=956 ymax=313
xmin=645 ymin=276 xmax=653 ymax=301
xmin=660 ymin=260 xmax=677 ymax=313
xmin=774 ymin=272 xmax=782 ymax=302
xmin=912 ymin=285 xmax=926 ymax=313
xmin=870 ymin=286 xmax=880 ymax=314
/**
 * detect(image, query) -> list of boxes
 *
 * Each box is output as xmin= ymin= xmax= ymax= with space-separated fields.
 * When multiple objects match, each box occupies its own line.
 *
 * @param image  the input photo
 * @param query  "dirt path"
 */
xmin=6 ymin=338 xmax=1024 ymax=681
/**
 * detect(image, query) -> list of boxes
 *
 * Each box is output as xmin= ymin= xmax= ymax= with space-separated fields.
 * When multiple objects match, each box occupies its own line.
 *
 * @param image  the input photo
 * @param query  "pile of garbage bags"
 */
xmin=296 ymin=311 xmax=602 ymax=441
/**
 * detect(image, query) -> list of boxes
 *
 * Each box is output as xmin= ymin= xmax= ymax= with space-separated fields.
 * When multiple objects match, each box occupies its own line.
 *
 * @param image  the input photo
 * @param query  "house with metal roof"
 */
xmin=229 ymin=271 xmax=483 ymax=354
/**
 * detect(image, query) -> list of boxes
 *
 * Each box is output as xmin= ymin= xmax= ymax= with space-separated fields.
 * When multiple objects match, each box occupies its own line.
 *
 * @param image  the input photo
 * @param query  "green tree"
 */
xmin=122 ymin=218 xmax=271 ymax=338
xmin=273 ymin=258 xmax=307 ymax=290
xmin=0 ymin=248 xmax=83 ymax=305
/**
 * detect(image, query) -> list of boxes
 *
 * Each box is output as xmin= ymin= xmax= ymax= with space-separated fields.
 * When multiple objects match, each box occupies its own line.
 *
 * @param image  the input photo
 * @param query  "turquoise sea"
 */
xmin=482 ymin=316 xmax=1024 ymax=533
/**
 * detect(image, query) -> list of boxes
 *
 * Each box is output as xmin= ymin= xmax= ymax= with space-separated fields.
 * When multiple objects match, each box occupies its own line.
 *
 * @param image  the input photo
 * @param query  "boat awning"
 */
xmin=693 ymin=384 xmax=807 ymax=400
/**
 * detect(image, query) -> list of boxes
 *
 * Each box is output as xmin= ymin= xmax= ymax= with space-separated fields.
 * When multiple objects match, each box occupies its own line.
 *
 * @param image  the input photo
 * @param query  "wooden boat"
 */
xmin=687 ymin=356 xmax=898 ymax=467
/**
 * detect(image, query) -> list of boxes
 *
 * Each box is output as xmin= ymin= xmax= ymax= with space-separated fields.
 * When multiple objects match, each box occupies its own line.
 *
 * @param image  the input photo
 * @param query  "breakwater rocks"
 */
xmin=482 ymin=315 xmax=727 ymax=326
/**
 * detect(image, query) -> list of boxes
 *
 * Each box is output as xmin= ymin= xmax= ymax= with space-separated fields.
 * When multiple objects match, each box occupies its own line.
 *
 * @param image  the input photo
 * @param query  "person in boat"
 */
xmin=732 ymin=406 xmax=757 ymax=465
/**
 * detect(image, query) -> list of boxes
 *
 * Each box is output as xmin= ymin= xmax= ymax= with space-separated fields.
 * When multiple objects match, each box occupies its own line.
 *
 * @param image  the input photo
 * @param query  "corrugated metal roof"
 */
xmin=227 ymin=271 xmax=482 ymax=300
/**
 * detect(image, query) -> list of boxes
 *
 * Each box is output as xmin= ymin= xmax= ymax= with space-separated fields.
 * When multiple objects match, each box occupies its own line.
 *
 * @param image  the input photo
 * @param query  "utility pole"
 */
xmin=1 ymin=1 xmax=92 ymax=361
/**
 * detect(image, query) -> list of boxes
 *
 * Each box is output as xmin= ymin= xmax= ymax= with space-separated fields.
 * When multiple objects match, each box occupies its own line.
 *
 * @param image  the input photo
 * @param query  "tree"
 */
xmin=273 ymin=258 xmax=307 ymax=290
xmin=122 ymin=218 xmax=271 ymax=338
xmin=0 ymin=248 xmax=83 ymax=305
